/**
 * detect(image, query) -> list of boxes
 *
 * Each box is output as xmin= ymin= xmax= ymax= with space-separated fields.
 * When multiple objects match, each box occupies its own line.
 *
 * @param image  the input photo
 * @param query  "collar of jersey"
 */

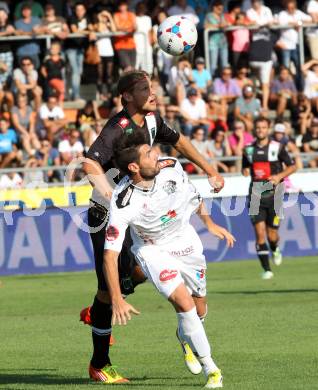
xmin=131 ymin=177 xmax=156 ymax=193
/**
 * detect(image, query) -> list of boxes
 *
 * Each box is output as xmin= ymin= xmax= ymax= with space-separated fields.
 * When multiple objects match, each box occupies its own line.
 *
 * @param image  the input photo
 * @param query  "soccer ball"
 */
xmin=157 ymin=16 xmax=198 ymax=56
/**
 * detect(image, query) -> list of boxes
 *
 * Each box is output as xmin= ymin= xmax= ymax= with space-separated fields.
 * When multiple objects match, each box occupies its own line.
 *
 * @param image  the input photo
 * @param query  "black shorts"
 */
xmin=88 ymin=205 xmax=137 ymax=294
xmin=248 ymin=193 xmax=281 ymax=229
xmin=117 ymin=49 xmax=136 ymax=70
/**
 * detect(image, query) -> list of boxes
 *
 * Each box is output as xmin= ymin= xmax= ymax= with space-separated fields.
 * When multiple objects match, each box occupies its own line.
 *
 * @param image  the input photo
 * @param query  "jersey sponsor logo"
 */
xmin=169 ymin=245 xmax=194 ymax=257
xmin=158 ymin=159 xmax=177 ymax=169
xmin=196 ymin=269 xmax=205 ymax=281
xmin=163 ymin=180 xmax=177 ymax=195
xmin=105 ymin=225 xmax=119 ymax=241
xmin=118 ymin=117 xmax=129 ymax=128
xmin=253 ymin=161 xmax=271 ymax=180
xmin=160 ymin=209 xmax=177 ymax=224
xmin=159 ymin=269 xmax=178 ymax=282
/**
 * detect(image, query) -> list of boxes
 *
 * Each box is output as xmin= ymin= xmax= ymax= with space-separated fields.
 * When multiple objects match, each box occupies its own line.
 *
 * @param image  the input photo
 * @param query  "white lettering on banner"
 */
xmin=279 ymin=206 xmax=312 ymax=250
xmin=50 ymin=215 xmax=91 ymax=266
xmin=0 ymin=219 xmax=4 ymax=267
xmin=7 ymin=218 xmax=48 ymax=269
xmin=220 ymin=196 xmax=246 ymax=216
xmin=300 ymin=192 xmax=318 ymax=216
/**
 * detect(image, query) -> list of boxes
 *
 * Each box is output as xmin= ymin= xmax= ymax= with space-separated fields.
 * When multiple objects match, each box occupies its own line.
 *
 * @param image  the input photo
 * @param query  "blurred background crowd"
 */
xmin=1 ymin=0 xmax=318 ymax=187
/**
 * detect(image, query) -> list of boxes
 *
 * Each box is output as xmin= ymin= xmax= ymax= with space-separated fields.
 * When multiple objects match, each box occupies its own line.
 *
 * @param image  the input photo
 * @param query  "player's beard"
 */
xmin=139 ymin=165 xmax=160 ymax=181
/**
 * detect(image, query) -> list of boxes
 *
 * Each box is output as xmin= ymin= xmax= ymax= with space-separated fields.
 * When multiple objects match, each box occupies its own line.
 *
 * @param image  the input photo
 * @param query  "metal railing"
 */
xmin=204 ymin=22 xmax=318 ymax=74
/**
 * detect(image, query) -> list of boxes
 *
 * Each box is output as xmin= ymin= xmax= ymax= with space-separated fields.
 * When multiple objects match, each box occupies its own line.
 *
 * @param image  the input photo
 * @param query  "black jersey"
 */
xmin=242 ymin=140 xmax=294 ymax=183
xmin=87 ymin=109 xmax=180 ymax=173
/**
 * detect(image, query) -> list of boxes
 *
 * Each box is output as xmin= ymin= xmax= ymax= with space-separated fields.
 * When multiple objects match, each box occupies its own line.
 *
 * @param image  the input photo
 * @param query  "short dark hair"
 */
xmin=117 ymin=70 xmax=149 ymax=95
xmin=254 ymin=116 xmax=271 ymax=127
xmin=20 ymin=56 xmax=33 ymax=65
xmin=113 ymin=130 xmax=148 ymax=175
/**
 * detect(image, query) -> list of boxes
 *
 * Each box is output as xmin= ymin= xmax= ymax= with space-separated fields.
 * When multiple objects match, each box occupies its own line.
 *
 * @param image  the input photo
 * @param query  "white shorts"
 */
xmin=133 ymin=226 xmax=206 ymax=299
xmin=249 ymin=60 xmax=273 ymax=84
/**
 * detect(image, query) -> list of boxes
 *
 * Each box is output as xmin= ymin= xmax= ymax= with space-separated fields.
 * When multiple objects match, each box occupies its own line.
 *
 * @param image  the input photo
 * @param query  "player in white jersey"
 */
xmin=103 ymin=137 xmax=235 ymax=389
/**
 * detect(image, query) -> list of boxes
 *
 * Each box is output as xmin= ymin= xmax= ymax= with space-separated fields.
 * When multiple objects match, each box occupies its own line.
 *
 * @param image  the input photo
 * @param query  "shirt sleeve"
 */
xmin=104 ymin=199 xmax=130 ymax=253
xmin=278 ymin=144 xmax=295 ymax=166
xmin=86 ymin=123 xmax=122 ymax=167
xmin=242 ymin=149 xmax=251 ymax=169
xmin=154 ymin=112 xmax=180 ymax=145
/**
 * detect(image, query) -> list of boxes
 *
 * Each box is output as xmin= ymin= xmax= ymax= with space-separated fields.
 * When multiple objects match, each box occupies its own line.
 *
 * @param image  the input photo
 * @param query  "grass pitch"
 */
xmin=0 ymin=257 xmax=318 ymax=390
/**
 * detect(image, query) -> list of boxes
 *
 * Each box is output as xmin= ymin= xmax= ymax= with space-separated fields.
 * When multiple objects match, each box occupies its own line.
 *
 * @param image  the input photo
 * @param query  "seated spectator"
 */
xmin=204 ymin=0 xmax=228 ymax=77
xmin=163 ymin=104 xmax=182 ymax=134
xmin=11 ymin=93 xmax=40 ymax=156
xmin=206 ymin=93 xmax=228 ymax=132
xmin=192 ymin=57 xmax=212 ymax=95
xmin=270 ymin=66 xmax=297 ymax=117
xmin=228 ymin=120 xmax=254 ymax=170
xmin=39 ymin=95 xmax=68 ymax=142
xmin=272 ymin=122 xmax=303 ymax=169
xmin=41 ymin=41 xmax=66 ymax=102
xmin=234 ymin=85 xmax=261 ymax=132
xmin=213 ymin=66 xmax=241 ymax=105
xmin=113 ymin=1 xmax=137 ymax=71
xmin=168 ymin=57 xmax=193 ymax=105
xmin=0 ymin=7 xmax=14 ymax=90
xmin=14 ymin=0 xmax=44 ymax=19
xmin=276 ymin=0 xmax=311 ymax=88
xmin=66 ymin=2 xmax=90 ymax=101
xmin=76 ymin=100 xmax=100 ymax=131
xmin=180 ymin=88 xmax=209 ymax=136
xmin=302 ymin=120 xmax=318 ymax=167
xmin=35 ymin=138 xmax=61 ymax=182
xmin=188 ymin=126 xmax=209 ymax=174
xmin=90 ymin=9 xmax=116 ymax=99
xmin=0 ymin=117 xmax=19 ymax=168
xmin=291 ymin=93 xmax=313 ymax=135
xmin=168 ymin=0 xmax=199 ymax=25
xmin=0 ymin=164 xmax=23 ymax=188
xmin=82 ymin=119 xmax=104 ymax=152
xmin=234 ymin=67 xmax=253 ymax=91
xmin=302 ymin=59 xmax=318 ymax=115
xmin=246 ymin=0 xmax=273 ymax=26
xmin=36 ymin=2 xmax=69 ymax=40
xmin=206 ymin=128 xmax=232 ymax=173
xmin=23 ymin=156 xmax=45 ymax=186
xmin=13 ymin=56 xmax=42 ymax=110
xmin=14 ymin=3 xmax=41 ymax=68
xmin=58 ymin=129 xmax=84 ymax=165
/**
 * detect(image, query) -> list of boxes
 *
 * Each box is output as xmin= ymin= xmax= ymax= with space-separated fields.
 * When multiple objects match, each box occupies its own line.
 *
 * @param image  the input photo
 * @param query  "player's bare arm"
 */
xmin=174 ymin=133 xmax=225 ymax=192
xmin=196 ymin=201 xmax=235 ymax=248
xmin=268 ymin=163 xmax=297 ymax=186
xmin=83 ymin=158 xmax=114 ymax=200
xmin=103 ymin=249 xmax=140 ymax=326
xmin=242 ymin=167 xmax=250 ymax=177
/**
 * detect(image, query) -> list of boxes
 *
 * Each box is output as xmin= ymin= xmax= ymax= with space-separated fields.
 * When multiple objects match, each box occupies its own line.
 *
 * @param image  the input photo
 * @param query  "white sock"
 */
xmin=177 ymin=307 xmax=219 ymax=376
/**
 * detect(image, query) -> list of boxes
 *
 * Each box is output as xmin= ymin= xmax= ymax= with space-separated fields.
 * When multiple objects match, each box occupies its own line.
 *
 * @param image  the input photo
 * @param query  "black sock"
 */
xmin=268 ymin=240 xmax=278 ymax=253
xmin=90 ymin=296 xmax=112 ymax=369
xmin=256 ymin=243 xmax=271 ymax=272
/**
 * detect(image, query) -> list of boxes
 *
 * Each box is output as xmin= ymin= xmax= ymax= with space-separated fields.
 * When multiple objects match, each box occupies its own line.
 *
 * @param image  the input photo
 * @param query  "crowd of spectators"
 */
xmin=1 ymin=0 xmax=318 ymax=188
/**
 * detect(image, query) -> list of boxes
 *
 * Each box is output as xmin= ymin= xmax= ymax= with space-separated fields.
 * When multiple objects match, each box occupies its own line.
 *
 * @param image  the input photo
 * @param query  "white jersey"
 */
xmin=104 ymin=157 xmax=202 ymax=253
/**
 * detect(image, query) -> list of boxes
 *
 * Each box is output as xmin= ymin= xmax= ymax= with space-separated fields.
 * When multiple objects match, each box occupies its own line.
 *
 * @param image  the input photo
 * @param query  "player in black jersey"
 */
xmin=242 ymin=117 xmax=297 ymax=280
xmin=80 ymin=70 xmax=225 ymax=383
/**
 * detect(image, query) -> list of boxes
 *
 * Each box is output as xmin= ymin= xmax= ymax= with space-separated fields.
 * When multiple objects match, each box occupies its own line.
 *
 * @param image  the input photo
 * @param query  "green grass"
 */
xmin=1 ymin=257 xmax=318 ymax=390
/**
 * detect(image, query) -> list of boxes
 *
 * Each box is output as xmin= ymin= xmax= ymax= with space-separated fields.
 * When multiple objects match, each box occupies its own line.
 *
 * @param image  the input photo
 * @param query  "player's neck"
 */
xmin=257 ymin=137 xmax=269 ymax=147
xmin=125 ymin=106 xmax=145 ymax=127
xmin=132 ymin=175 xmax=155 ymax=190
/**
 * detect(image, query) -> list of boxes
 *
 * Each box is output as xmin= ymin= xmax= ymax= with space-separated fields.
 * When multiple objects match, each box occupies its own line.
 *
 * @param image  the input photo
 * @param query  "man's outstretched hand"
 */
xmin=111 ymin=299 xmax=140 ymax=326
xmin=208 ymin=173 xmax=225 ymax=193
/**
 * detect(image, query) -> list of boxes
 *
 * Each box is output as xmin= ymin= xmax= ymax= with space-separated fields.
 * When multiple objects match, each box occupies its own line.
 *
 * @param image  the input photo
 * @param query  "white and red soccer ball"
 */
xmin=157 ymin=16 xmax=198 ymax=56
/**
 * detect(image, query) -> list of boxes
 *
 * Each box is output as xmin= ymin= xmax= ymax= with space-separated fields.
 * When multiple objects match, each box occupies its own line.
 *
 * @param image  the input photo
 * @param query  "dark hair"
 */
xmin=212 ymin=0 xmax=223 ymax=7
xmin=75 ymin=1 xmax=86 ymax=8
xmin=113 ymin=130 xmax=148 ymax=175
xmin=254 ymin=116 xmax=271 ymax=127
xmin=228 ymin=0 xmax=242 ymax=12
xmin=22 ymin=2 xmax=32 ymax=11
xmin=117 ymin=70 xmax=149 ymax=105
xmin=20 ymin=56 xmax=33 ymax=65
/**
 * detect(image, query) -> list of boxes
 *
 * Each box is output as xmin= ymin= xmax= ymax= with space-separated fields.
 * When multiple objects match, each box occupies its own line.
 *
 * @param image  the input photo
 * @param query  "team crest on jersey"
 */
xmin=106 ymin=225 xmax=119 ymax=241
xmin=158 ymin=159 xmax=177 ymax=169
xmin=163 ymin=180 xmax=177 ymax=195
xmin=159 ymin=269 xmax=178 ymax=282
xmin=118 ymin=117 xmax=129 ymax=128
